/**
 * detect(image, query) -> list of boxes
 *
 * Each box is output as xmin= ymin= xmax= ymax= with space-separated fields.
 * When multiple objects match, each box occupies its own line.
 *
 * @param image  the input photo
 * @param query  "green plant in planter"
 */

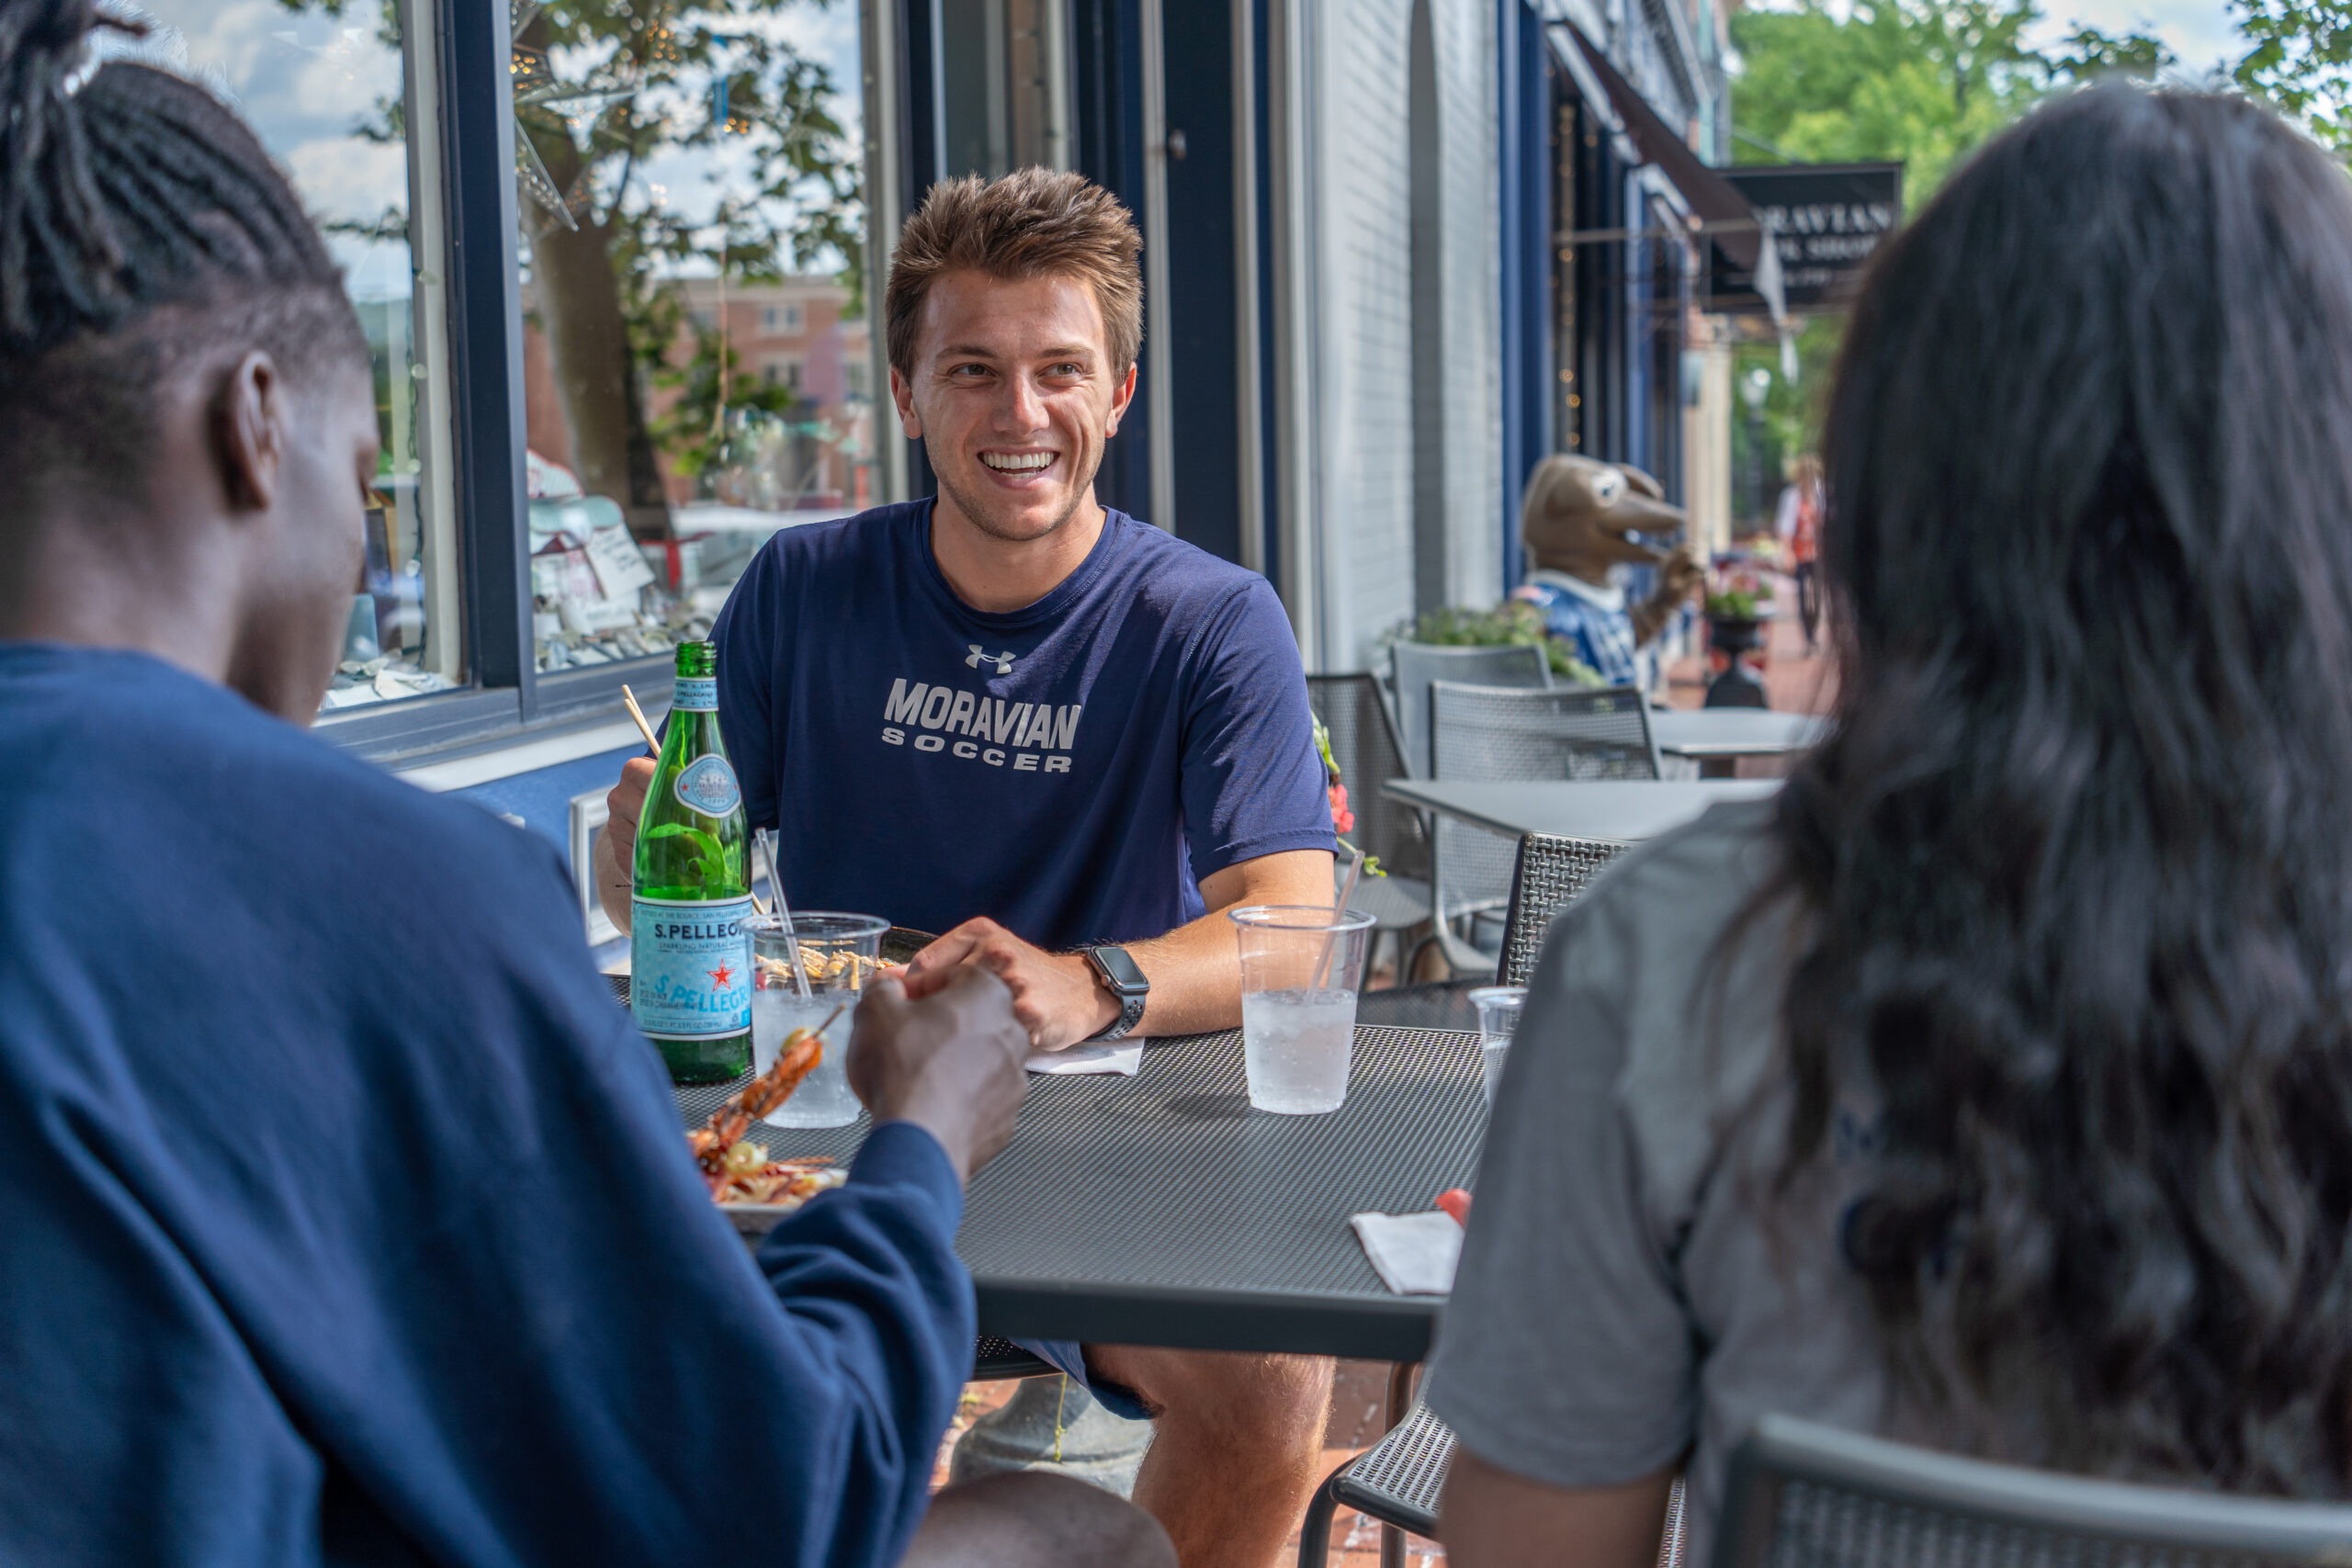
xmin=1408 ymin=603 xmax=1603 ymax=686
xmin=1704 ymin=588 xmax=1770 ymax=619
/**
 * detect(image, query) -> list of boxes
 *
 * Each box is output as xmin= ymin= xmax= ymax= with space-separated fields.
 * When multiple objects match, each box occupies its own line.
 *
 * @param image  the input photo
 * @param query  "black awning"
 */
xmin=1552 ymin=23 xmax=1762 ymax=273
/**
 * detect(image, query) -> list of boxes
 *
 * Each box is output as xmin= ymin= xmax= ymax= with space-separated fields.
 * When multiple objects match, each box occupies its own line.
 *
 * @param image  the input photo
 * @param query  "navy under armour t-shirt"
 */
xmin=711 ymin=500 xmax=1334 ymax=948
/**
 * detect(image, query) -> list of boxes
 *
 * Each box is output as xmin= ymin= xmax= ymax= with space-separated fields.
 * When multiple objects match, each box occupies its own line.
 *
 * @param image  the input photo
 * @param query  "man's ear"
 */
xmin=1102 ymin=361 xmax=1138 ymax=437
xmin=888 ymin=365 xmax=923 ymax=441
xmin=210 ymin=351 xmax=286 ymax=513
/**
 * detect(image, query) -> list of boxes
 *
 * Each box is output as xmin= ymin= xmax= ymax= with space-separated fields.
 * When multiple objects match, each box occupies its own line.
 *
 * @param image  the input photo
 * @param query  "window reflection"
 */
xmin=510 ymin=0 xmax=872 ymax=674
xmin=119 ymin=2 xmax=459 ymax=712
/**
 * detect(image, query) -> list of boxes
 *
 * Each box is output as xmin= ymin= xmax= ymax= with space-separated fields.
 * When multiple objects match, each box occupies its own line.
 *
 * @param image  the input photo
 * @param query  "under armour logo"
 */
xmin=966 ymin=645 xmax=1016 ymax=674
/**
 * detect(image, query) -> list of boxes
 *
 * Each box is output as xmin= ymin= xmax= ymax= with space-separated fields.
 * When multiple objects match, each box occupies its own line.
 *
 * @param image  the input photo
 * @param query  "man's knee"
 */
xmin=904 ymin=1471 xmax=1175 ymax=1568
xmin=1089 ymin=1347 xmax=1334 ymax=1441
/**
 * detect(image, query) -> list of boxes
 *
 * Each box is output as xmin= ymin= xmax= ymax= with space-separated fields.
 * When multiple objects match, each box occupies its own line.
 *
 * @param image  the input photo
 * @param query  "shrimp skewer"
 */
xmin=686 ymin=1002 xmax=848 ymax=1190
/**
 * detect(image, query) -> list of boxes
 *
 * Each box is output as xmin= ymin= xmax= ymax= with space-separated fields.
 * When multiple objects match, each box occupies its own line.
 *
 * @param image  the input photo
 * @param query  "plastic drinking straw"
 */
xmin=1311 ymin=842 xmax=1367 ymax=990
xmin=757 ymin=828 xmax=813 ymax=999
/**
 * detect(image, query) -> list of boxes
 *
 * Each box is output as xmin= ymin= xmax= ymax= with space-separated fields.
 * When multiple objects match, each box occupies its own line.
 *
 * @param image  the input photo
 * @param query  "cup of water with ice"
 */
xmin=750 ymin=911 xmax=888 ymax=1128
xmin=1467 ymin=985 xmax=1527 ymax=1104
xmin=1230 ymin=905 xmax=1379 ymax=1114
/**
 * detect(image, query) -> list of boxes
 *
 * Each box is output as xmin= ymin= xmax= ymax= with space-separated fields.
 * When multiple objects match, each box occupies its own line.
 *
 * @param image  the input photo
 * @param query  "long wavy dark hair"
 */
xmin=1777 ymin=85 xmax=2352 ymax=1491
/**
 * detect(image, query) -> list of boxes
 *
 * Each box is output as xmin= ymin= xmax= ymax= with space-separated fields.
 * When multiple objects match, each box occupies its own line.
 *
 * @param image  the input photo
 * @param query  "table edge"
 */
xmin=974 ymin=1276 xmax=1442 ymax=1363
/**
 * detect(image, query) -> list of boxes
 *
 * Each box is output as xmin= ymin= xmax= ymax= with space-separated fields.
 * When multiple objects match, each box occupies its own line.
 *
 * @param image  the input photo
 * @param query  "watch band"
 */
xmin=1083 ymin=946 xmax=1149 ymax=1042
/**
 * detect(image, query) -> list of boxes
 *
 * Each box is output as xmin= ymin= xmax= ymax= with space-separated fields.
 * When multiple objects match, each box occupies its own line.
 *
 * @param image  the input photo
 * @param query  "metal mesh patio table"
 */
xmin=675 ymin=1024 xmax=1486 ymax=1360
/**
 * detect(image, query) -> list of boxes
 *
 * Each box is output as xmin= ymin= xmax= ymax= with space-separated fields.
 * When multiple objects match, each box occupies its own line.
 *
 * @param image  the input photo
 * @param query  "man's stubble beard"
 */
xmin=930 ymin=441 xmax=1105 ymax=544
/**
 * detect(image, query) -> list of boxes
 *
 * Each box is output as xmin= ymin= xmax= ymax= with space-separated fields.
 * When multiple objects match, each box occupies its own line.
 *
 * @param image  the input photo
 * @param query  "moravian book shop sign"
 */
xmin=1708 ymin=162 xmax=1904 ymax=315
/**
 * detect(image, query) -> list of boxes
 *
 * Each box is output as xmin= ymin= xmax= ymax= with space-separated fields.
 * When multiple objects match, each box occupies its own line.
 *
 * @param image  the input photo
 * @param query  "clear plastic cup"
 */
xmin=1229 ymin=905 xmax=1379 ymax=1114
xmin=750 ymin=911 xmax=888 ymax=1127
xmin=1467 ymin=985 xmax=1527 ymax=1103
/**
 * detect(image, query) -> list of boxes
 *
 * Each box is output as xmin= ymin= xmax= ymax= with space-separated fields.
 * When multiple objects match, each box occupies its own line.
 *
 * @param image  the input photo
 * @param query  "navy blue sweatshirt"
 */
xmin=0 ymin=645 xmax=971 ymax=1566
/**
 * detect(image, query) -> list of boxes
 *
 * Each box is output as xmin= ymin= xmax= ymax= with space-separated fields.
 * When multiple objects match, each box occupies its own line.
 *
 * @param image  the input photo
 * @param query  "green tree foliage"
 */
xmin=1729 ymin=0 xmax=2170 ymax=197
xmin=1723 ymin=0 xmax=2166 ymax=492
xmin=2233 ymin=0 xmax=2352 ymax=148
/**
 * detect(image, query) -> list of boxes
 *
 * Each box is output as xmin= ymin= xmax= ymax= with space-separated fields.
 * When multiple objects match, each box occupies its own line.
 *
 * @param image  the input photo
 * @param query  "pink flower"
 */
xmin=1329 ymin=784 xmax=1355 ymax=836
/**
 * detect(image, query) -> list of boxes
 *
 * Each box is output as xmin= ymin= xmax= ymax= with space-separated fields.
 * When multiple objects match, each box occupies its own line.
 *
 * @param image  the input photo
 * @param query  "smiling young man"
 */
xmin=596 ymin=170 xmax=1340 ymax=1568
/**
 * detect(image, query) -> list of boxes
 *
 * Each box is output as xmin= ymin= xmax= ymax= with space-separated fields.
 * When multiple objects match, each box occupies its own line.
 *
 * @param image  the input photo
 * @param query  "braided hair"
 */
xmin=0 ymin=0 xmax=366 ymax=502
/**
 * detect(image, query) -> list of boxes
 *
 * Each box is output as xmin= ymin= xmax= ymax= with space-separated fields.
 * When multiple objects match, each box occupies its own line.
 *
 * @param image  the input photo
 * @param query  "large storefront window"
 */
xmin=130 ymin=1 xmax=459 ymax=714
xmin=510 ymin=0 xmax=873 ymax=675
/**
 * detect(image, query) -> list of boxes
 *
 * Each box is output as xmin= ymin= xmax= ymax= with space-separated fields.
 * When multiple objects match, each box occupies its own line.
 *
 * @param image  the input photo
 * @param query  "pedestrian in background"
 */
xmin=1775 ymin=453 xmax=1825 ymax=654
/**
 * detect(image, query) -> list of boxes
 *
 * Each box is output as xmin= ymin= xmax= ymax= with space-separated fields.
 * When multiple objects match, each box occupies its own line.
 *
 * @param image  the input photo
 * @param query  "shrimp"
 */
xmin=688 ymin=1026 xmax=827 ymax=1177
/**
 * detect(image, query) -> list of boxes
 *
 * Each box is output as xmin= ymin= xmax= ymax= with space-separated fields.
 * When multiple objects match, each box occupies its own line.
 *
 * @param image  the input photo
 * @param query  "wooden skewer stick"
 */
xmin=620 ymin=683 xmax=661 ymax=753
xmin=622 ymin=683 xmax=767 ymax=915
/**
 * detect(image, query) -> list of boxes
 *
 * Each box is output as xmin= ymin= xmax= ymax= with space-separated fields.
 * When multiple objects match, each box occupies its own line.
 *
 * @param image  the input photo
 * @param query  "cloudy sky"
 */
xmin=2042 ymin=0 xmax=2243 ymax=73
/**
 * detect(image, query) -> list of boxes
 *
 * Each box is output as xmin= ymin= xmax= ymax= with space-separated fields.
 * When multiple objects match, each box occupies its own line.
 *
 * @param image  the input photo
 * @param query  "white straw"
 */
xmin=758 ymin=828 xmax=813 ymax=999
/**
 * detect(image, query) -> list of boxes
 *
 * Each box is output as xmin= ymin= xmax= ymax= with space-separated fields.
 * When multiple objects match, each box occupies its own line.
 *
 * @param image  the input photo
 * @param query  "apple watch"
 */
xmin=1082 ymin=945 xmax=1150 ymax=1041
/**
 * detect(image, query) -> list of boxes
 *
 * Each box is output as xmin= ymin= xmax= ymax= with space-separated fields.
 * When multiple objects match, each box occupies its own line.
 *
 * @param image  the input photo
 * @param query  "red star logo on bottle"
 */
xmin=708 ymin=961 xmax=735 ymax=988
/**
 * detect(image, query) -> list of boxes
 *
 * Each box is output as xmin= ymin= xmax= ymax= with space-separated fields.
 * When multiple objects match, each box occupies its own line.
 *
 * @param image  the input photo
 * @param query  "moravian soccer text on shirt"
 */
xmin=879 ymin=677 xmax=1080 ymax=772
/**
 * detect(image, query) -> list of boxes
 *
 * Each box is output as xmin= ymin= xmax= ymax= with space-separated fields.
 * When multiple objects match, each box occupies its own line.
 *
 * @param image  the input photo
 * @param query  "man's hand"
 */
xmin=605 ymin=757 xmax=655 ymax=868
xmin=848 ymin=969 xmax=1030 ymax=1185
xmin=594 ymin=758 xmax=657 ymax=932
xmin=899 ymin=919 xmax=1118 ymax=1052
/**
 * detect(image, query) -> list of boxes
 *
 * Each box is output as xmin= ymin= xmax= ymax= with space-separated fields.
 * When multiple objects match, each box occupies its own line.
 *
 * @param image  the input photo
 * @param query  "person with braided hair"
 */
xmin=0 ymin=6 xmax=1170 ymax=1564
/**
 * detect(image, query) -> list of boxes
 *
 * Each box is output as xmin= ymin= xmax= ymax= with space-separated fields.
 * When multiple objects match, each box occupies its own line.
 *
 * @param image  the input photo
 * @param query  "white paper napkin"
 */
xmin=1349 ymin=1210 xmax=1464 ymax=1296
xmin=1023 ymin=1039 xmax=1146 ymax=1076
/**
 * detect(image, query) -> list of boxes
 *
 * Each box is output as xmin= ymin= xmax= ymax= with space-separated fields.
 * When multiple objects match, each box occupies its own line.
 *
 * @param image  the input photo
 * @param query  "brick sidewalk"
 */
xmin=933 ymin=1359 xmax=1444 ymax=1563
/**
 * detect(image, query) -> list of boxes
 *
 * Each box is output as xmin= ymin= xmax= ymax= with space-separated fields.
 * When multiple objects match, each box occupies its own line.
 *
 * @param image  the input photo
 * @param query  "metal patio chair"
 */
xmin=1356 ymin=829 xmax=1629 ymax=1027
xmin=1296 ymin=831 xmax=1636 ymax=1567
xmin=1306 ymin=673 xmax=1432 ymax=983
xmin=1715 ymin=1413 xmax=2352 ymax=1568
xmin=1296 ymin=1393 xmax=1688 ymax=1566
xmin=1496 ymin=831 xmax=1629 ymax=985
xmin=1425 ymin=682 xmax=1659 ymax=976
xmin=1387 ymin=642 xmax=1550 ymax=780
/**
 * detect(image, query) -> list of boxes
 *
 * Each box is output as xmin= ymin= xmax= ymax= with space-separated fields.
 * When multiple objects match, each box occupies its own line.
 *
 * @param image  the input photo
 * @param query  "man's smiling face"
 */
xmin=890 ymin=269 xmax=1136 ymax=543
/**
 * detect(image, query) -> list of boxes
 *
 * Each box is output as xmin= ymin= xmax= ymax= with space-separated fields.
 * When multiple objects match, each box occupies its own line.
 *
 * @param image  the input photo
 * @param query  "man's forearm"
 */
xmin=1121 ymin=848 xmax=1336 ymax=1036
xmin=1120 ymin=908 xmax=1255 ymax=1037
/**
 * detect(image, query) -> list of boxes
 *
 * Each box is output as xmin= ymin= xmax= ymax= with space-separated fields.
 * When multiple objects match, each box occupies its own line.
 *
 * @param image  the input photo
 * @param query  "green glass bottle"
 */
xmin=631 ymin=640 xmax=753 ymax=1083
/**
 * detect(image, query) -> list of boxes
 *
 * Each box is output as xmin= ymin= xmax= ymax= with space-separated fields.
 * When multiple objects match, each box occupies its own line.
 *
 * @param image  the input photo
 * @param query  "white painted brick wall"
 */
xmin=1435 ymin=0 xmax=1503 ymax=611
xmin=1311 ymin=0 xmax=1416 ymax=671
xmin=1302 ymin=0 xmax=1504 ymax=671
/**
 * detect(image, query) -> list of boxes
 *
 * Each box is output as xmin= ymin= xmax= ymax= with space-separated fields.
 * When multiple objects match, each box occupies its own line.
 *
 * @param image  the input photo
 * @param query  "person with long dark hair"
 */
xmin=1425 ymin=85 xmax=2352 ymax=1565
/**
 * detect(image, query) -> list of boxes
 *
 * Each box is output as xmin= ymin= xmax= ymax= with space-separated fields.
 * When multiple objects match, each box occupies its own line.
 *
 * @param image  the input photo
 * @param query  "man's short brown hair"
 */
xmin=885 ymin=168 xmax=1144 ymax=377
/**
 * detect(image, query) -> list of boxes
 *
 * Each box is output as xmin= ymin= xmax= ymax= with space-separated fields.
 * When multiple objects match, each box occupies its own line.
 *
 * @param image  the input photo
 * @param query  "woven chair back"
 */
xmin=1715 ymin=1416 xmax=2352 ymax=1568
xmin=1306 ymin=673 xmax=1430 ymax=881
xmin=1389 ymin=642 xmax=1549 ymax=778
xmin=1498 ymin=833 xmax=1630 ymax=986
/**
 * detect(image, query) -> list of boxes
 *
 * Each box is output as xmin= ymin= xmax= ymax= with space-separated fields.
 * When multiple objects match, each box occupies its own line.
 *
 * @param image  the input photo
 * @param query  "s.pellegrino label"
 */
xmin=632 ymin=640 xmax=753 ymax=1084
xmin=630 ymin=895 xmax=754 ymax=1037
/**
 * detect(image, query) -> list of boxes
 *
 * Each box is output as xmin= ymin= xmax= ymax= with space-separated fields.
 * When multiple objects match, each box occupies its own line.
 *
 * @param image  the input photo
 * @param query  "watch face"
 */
xmin=1091 ymin=945 xmax=1148 ymax=994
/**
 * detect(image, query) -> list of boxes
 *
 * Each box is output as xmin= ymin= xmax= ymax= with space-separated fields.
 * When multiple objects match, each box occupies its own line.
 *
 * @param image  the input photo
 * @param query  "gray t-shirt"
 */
xmin=1422 ymin=798 xmax=1895 ymax=1562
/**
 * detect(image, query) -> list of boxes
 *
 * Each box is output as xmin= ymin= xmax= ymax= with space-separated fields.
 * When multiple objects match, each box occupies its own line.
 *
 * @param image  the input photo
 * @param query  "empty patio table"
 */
xmin=673 ymin=1023 xmax=1486 ymax=1361
xmin=1648 ymin=708 xmax=1825 ymax=761
xmin=1381 ymin=777 xmax=1781 ymax=843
